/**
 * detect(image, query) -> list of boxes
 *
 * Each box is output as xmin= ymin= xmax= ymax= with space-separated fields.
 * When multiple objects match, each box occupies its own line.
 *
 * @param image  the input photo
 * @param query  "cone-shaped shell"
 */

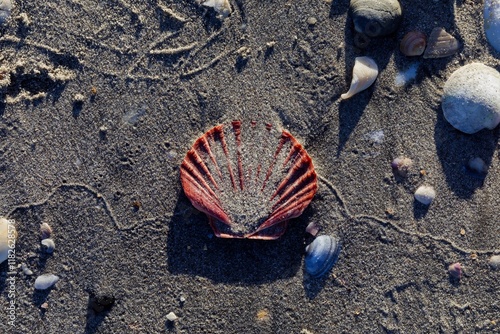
xmin=180 ymin=121 xmax=318 ymax=240
xmin=304 ymin=235 xmax=341 ymax=278
xmin=349 ymin=0 xmax=402 ymax=37
xmin=400 ymin=31 xmax=426 ymax=56
xmin=423 ymin=27 xmax=460 ymax=59
xmin=341 ymin=56 xmax=379 ymax=100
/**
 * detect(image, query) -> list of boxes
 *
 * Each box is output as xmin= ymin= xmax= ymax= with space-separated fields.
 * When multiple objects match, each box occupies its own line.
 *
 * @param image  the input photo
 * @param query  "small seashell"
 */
xmin=40 ymin=222 xmax=53 ymax=239
xmin=34 ymin=274 xmax=60 ymax=290
xmin=199 ymin=0 xmax=231 ymax=19
xmin=0 ymin=0 xmax=12 ymax=24
xmin=448 ymin=262 xmax=462 ymax=279
xmin=400 ymin=31 xmax=426 ymax=56
xmin=484 ymin=0 xmax=500 ymax=52
xmin=305 ymin=222 xmax=320 ymax=237
xmin=0 ymin=217 xmax=16 ymax=264
xmin=442 ymin=63 xmax=500 ymax=134
xmin=304 ymin=235 xmax=341 ymax=278
xmin=341 ymin=56 xmax=378 ymax=100
xmin=180 ymin=121 xmax=318 ymax=240
xmin=21 ymin=263 xmax=33 ymax=275
xmin=349 ymin=0 xmax=402 ymax=37
xmin=166 ymin=312 xmax=178 ymax=321
xmin=423 ymin=27 xmax=460 ymax=59
xmin=414 ymin=185 xmax=436 ymax=205
xmin=41 ymin=238 xmax=55 ymax=254
xmin=489 ymin=255 xmax=500 ymax=270
xmin=391 ymin=157 xmax=413 ymax=177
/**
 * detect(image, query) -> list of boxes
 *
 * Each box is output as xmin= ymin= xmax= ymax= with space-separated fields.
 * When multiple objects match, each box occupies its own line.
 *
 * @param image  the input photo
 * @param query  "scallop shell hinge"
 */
xmin=180 ymin=121 xmax=318 ymax=240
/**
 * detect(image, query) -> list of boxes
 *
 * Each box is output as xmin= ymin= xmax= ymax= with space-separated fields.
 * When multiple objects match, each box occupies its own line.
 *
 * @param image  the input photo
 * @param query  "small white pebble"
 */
xmin=179 ymin=296 xmax=186 ymax=303
xmin=73 ymin=93 xmax=85 ymax=102
xmin=21 ymin=263 xmax=33 ymax=276
xmin=414 ymin=185 xmax=436 ymax=205
xmin=166 ymin=312 xmax=178 ymax=321
xmin=34 ymin=274 xmax=60 ymax=290
xmin=489 ymin=255 xmax=500 ymax=270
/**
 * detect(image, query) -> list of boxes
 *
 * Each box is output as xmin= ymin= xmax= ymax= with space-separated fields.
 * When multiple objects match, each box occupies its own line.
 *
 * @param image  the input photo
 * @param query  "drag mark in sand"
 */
xmin=317 ymin=175 xmax=499 ymax=256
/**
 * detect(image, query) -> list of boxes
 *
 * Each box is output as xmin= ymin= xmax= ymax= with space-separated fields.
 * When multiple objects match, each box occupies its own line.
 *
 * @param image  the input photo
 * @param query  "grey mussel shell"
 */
xmin=349 ymin=0 xmax=402 ymax=37
xmin=304 ymin=235 xmax=341 ymax=278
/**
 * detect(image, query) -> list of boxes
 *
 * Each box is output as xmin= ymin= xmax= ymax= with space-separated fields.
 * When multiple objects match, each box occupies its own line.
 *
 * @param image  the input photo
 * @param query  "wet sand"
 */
xmin=0 ymin=0 xmax=499 ymax=333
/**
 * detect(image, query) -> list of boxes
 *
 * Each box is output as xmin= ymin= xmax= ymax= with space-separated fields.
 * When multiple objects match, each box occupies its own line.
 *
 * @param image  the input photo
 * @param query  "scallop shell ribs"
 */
xmin=180 ymin=121 xmax=318 ymax=240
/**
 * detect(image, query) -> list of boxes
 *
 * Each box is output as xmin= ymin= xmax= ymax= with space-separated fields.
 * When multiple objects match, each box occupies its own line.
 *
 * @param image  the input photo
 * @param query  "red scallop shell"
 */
xmin=180 ymin=121 xmax=318 ymax=240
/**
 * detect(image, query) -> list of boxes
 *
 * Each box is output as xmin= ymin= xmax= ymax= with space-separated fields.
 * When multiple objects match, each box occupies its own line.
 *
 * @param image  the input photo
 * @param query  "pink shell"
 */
xmin=180 ymin=121 xmax=318 ymax=240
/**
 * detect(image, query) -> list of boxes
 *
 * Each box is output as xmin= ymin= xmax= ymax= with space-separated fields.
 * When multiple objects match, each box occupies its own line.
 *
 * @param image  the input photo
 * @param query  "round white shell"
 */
xmin=304 ymin=235 xmax=341 ymax=278
xmin=34 ymin=274 xmax=60 ymax=290
xmin=414 ymin=186 xmax=436 ymax=205
xmin=341 ymin=56 xmax=379 ymax=100
xmin=442 ymin=63 xmax=500 ymax=134
xmin=484 ymin=0 xmax=500 ymax=52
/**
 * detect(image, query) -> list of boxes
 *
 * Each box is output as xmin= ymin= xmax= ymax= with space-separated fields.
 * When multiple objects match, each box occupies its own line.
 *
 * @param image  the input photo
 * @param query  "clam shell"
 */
xmin=349 ymin=0 xmax=402 ymax=37
xmin=341 ymin=56 xmax=378 ymax=100
xmin=442 ymin=63 xmax=500 ymax=134
xmin=180 ymin=121 xmax=318 ymax=240
xmin=400 ymin=31 xmax=426 ymax=56
xmin=304 ymin=235 xmax=341 ymax=278
xmin=0 ymin=217 xmax=16 ymax=264
xmin=423 ymin=27 xmax=460 ymax=59
xmin=484 ymin=0 xmax=500 ymax=52
xmin=34 ymin=274 xmax=60 ymax=290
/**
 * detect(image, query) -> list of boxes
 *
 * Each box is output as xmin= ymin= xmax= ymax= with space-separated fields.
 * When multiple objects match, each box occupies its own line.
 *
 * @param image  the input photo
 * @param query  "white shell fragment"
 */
xmin=21 ymin=263 xmax=33 ymax=276
xmin=414 ymin=185 xmax=436 ymax=205
xmin=304 ymin=235 xmax=341 ymax=278
xmin=41 ymin=238 xmax=55 ymax=254
xmin=0 ymin=0 xmax=12 ymax=24
xmin=489 ymin=255 xmax=500 ymax=270
xmin=199 ymin=0 xmax=231 ymax=19
xmin=341 ymin=56 xmax=378 ymax=100
xmin=0 ymin=217 xmax=16 ymax=264
xmin=34 ymin=274 xmax=60 ymax=290
xmin=166 ymin=312 xmax=178 ymax=321
xmin=442 ymin=63 xmax=500 ymax=134
xmin=484 ymin=0 xmax=500 ymax=52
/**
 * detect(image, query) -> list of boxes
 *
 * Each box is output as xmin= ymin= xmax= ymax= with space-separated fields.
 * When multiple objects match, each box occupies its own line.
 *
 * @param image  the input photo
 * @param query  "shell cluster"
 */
xmin=0 ymin=217 xmax=16 ymax=264
xmin=341 ymin=56 xmax=379 ymax=100
xmin=442 ymin=63 xmax=500 ymax=134
xmin=349 ymin=0 xmax=402 ymax=37
xmin=484 ymin=0 xmax=500 ymax=52
xmin=304 ymin=235 xmax=341 ymax=278
xmin=180 ymin=121 xmax=318 ymax=240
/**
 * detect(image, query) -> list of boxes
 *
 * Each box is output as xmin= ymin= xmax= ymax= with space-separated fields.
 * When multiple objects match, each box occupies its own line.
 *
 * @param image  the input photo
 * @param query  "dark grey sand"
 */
xmin=1 ymin=0 xmax=499 ymax=333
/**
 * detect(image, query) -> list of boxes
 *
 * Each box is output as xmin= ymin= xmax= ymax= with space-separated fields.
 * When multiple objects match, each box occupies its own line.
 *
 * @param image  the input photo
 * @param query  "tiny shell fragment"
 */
xmin=40 ymin=222 xmax=53 ymax=239
xmin=41 ymin=238 xmax=55 ymax=253
xmin=448 ymin=262 xmax=462 ymax=279
xmin=489 ymin=255 xmax=500 ymax=270
xmin=199 ymin=0 xmax=231 ymax=19
xmin=423 ymin=27 xmax=460 ymax=59
xmin=166 ymin=312 xmax=178 ymax=321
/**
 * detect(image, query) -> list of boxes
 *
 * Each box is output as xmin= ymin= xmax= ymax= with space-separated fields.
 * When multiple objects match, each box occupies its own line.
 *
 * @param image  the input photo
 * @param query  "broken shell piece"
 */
xmin=21 ymin=263 xmax=33 ymax=276
xmin=0 ymin=217 xmax=16 ymax=264
xmin=414 ymin=185 xmax=436 ymax=205
xmin=391 ymin=157 xmax=413 ymax=177
xmin=41 ymin=238 xmax=55 ymax=254
xmin=423 ymin=27 xmax=460 ymax=59
xmin=305 ymin=222 xmax=320 ymax=237
xmin=40 ymin=222 xmax=53 ymax=239
xmin=166 ymin=312 xmax=178 ymax=321
xmin=400 ymin=31 xmax=426 ymax=56
xmin=448 ymin=262 xmax=462 ymax=279
xmin=199 ymin=0 xmax=231 ymax=19
xmin=341 ymin=56 xmax=378 ymax=100
xmin=34 ymin=274 xmax=60 ymax=290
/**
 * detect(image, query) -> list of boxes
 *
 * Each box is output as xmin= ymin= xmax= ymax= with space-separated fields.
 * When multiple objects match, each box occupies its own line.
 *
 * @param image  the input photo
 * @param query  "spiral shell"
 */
xmin=349 ymin=0 xmax=402 ymax=37
xmin=341 ymin=56 xmax=379 ymax=100
xmin=400 ymin=31 xmax=426 ymax=56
